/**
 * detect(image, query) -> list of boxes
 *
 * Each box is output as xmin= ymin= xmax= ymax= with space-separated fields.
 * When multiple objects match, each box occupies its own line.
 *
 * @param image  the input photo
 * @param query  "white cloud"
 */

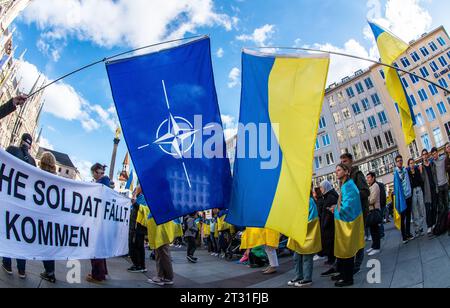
xmin=221 ymin=114 xmax=237 ymax=140
xmin=227 ymin=67 xmax=241 ymax=88
xmin=72 ymin=157 xmax=94 ymax=182
xmin=38 ymin=136 xmax=54 ymax=150
xmin=236 ymin=24 xmax=275 ymax=47
xmin=22 ymin=0 xmax=235 ymax=61
xmin=216 ymin=47 xmax=224 ymax=58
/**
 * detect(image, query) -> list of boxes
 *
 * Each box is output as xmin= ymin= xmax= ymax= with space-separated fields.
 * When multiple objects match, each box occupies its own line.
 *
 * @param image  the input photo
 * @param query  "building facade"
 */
xmin=36 ymin=147 xmax=81 ymax=180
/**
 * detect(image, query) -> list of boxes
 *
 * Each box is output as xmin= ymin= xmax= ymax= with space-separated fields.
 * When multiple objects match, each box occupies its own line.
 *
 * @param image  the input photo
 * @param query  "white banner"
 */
xmin=0 ymin=149 xmax=131 ymax=261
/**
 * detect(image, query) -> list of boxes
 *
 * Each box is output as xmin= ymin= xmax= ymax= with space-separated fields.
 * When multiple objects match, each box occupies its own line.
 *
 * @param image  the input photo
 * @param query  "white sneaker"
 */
xmin=366 ymin=248 xmax=374 ymax=254
xmin=368 ymin=250 xmax=380 ymax=256
xmin=313 ymin=255 xmax=326 ymax=262
xmin=427 ymin=228 xmax=433 ymax=235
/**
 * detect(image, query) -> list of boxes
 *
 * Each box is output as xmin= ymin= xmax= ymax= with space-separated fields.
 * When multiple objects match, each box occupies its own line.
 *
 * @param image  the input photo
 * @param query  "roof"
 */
xmin=37 ymin=147 xmax=76 ymax=169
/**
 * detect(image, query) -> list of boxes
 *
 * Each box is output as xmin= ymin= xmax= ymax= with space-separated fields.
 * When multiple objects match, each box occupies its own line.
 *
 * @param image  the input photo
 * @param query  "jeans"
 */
xmin=186 ymin=236 xmax=197 ymax=257
xmin=401 ymin=197 xmax=413 ymax=240
xmin=2 ymin=258 xmax=26 ymax=272
xmin=209 ymin=234 xmax=218 ymax=253
xmin=293 ymin=253 xmax=314 ymax=282
xmin=411 ymin=187 xmax=426 ymax=234
xmin=437 ymin=184 xmax=449 ymax=218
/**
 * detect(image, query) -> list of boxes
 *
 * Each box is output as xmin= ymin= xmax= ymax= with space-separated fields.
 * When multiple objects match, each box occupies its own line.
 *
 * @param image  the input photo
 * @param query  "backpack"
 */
xmin=377 ymin=182 xmax=387 ymax=209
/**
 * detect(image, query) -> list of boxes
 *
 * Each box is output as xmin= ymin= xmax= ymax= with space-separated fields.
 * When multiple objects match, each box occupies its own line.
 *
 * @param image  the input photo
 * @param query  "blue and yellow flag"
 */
xmin=393 ymin=170 xmax=408 ymax=230
xmin=334 ymin=180 xmax=366 ymax=259
xmin=369 ymin=22 xmax=416 ymax=145
xmin=125 ymin=169 xmax=135 ymax=191
xmin=240 ymin=228 xmax=280 ymax=250
xmin=226 ymin=50 xmax=330 ymax=245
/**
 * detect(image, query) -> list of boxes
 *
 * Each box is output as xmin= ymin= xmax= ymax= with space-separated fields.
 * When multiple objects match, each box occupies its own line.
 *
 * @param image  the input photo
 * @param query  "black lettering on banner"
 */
xmin=80 ymin=227 xmax=89 ymax=247
xmin=47 ymin=185 xmax=60 ymax=210
xmin=83 ymin=196 xmax=92 ymax=217
xmin=6 ymin=211 xmax=20 ymax=241
xmin=21 ymin=217 xmax=36 ymax=244
xmin=61 ymin=189 xmax=71 ymax=213
xmin=14 ymin=172 xmax=28 ymax=201
xmin=0 ymin=164 xmax=14 ymax=196
xmin=93 ymin=198 xmax=101 ymax=218
xmin=104 ymin=202 xmax=111 ymax=220
xmin=69 ymin=226 xmax=79 ymax=247
xmin=72 ymin=192 xmax=83 ymax=215
xmin=33 ymin=181 xmax=45 ymax=206
xmin=38 ymin=220 xmax=53 ymax=246
xmin=109 ymin=203 xmax=116 ymax=221
xmin=55 ymin=223 xmax=68 ymax=247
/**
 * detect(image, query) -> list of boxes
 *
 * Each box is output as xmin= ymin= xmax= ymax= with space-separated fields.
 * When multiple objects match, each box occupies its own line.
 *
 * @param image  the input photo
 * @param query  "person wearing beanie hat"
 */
xmin=2 ymin=132 xmax=37 ymax=279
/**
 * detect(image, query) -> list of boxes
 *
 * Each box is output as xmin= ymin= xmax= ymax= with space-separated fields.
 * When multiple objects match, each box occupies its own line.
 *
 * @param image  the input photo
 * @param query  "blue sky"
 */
xmin=11 ymin=0 xmax=450 ymax=180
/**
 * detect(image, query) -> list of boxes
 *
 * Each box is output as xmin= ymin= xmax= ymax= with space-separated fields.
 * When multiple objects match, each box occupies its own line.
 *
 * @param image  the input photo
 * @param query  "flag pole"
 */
xmin=247 ymin=46 xmax=450 ymax=95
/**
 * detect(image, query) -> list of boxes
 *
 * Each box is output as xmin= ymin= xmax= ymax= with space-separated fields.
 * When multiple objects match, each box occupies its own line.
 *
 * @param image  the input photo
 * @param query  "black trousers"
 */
xmin=186 ymin=236 xmax=197 ymax=257
xmin=370 ymin=223 xmax=381 ymax=250
xmin=337 ymin=257 xmax=355 ymax=283
xmin=437 ymin=184 xmax=449 ymax=218
xmin=401 ymin=197 xmax=413 ymax=241
xmin=129 ymin=232 xmax=146 ymax=268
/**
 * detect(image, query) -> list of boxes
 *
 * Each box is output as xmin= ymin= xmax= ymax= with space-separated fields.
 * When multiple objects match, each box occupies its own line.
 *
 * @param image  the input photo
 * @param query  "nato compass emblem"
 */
xmin=138 ymin=80 xmax=213 ymax=189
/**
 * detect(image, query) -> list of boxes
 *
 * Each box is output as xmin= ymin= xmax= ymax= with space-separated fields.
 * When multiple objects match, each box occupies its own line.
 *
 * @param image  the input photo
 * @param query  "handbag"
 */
xmin=366 ymin=209 xmax=383 ymax=227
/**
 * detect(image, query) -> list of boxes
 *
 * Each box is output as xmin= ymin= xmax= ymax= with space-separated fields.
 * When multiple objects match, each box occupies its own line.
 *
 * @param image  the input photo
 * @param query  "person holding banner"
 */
xmin=38 ymin=152 xmax=58 ymax=283
xmin=86 ymin=163 xmax=111 ymax=283
xmin=2 ymin=133 xmax=37 ymax=279
xmin=0 ymin=94 xmax=29 ymax=120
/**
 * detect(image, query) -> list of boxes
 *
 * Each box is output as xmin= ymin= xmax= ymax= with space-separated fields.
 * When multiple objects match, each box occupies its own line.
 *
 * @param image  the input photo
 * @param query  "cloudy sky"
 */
xmin=12 ymin=0 xmax=450 ymax=180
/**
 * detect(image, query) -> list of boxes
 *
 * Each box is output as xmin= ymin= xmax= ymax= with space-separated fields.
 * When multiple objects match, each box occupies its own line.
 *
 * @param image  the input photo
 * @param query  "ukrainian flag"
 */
xmin=287 ymin=198 xmax=322 ymax=255
xmin=369 ymin=22 xmax=416 ymax=145
xmin=334 ymin=180 xmax=365 ymax=259
xmin=226 ymin=50 xmax=330 ymax=246
xmin=240 ymin=228 xmax=280 ymax=250
xmin=393 ymin=171 xmax=408 ymax=230
xmin=125 ymin=169 xmax=135 ymax=191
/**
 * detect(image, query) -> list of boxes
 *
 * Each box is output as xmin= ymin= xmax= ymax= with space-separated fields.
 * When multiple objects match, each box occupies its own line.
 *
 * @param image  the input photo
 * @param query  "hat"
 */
xmin=21 ymin=133 xmax=33 ymax=146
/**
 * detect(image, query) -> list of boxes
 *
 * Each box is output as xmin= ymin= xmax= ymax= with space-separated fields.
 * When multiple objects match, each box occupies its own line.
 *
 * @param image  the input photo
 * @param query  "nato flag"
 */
xmin=106 ymin=37 xmax=232 ymax=224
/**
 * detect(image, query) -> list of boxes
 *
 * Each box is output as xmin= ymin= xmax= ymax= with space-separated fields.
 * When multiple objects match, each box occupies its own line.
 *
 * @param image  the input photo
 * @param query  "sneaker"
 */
xmin=313 ymin=255 xmax=326 ymax=262
xmin=331 ymin=275 xmax=343 ymax=282
xmin=40 ymin=272 xmax=56 ymax=283
xmin=294 ymin=280 xmax=313 ymax=288
xmin=368 ymin=249 xmax=380 ymax=256
xmin=366 ymin=248 xmax=374 ymax=254
xmin=407 ymin=235 xmax=415 ymax=241
xmin=288 ymin=279 xmax=303 ymax=287
xmin=263 ymin=267 xmax=277 ymax=275
xmin=18 ymin=270 xmax=26 ymax=279
xmin=2 ymin=264 xmax=12 ymax=275
xmin=321 ymin=268 xmax=339 ymax=277
xmin=403 ymin=239 xmax=409 ymax=244
xmin=335 ymin=280 xmax=354 ymax=288
xmin=367 ymin=236 xmax=372 ymax=242
xmin=148 ymin=277 xmax=165 ymax=286
xmin=428 ymin=227 xmax=433 ymax=235
xmin=86 ymin=275 xmax=104 ymax=284
xmin=162 ymin=279 xmax=174 ymax=285
xmin=140 ymin=268 xmax=148 ymax=273
xmin=187 ymin=256 xmax=197 ymax=263
xmin=127 ymin=266 xmax=142 ymax=273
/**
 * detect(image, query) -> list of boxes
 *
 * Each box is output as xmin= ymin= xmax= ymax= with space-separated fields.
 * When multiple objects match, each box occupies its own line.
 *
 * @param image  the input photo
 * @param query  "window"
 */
xmin=348 ymin=125 xmax=357 ymax=138
xmin=314 ymin=156 xmax=323 ymax=169
xmin=352 ymin=144 xmax=362 ymax=160
xmin=337 ymin=130 xmax=346 ymax=143
xmin=416 ymin=113 xmax=424 ymax=127
xmin=333 ymin=112 xmax=341 ymax=124
xmin=420 ymin=46 xmax=430 ymax=57
xmin=352 ymin=103 xmax=361 ymax=115
xmin=426 ymin=107 xmax=437 ymax=122
xmin=368 ymin=116 xmax=377 ymax=129
xmin=400 ymin=57 xmax=411 ymax=68
xmin=371 ymin=93 xmax=381 ymax=106
xmin=362 ymin=98 xmax=371 ymax=111
xmin=337 ymin=91 xmax=345 ymax=103
xmin=410 ymin=74 xmax=420 ymax=84
xmin=409 ymin=94 xmax=417 ymax=106
xmin=430 ymin=61 xmax=439 ymax=72
xmin=326 ymin=153 xmax=335 ymax=166
xmin=395 ymin=103 xmax=400 ymax=114
xmin=439 ymin=78 xmax=449 ymax=89
xmin=363 ymin=140 xmax=373 ymax=155
xmin=346 ymin=87 xmax=355 ymax=98
xmin=438 ymin=36 xmax=446 ymax=46
xmin=419 ymin=67 xmax=430 ymax=78
xmin=315 ymin=138 xmax=320 ymax=150
xmin=437 ymin=101 xmax=447 ymax=115
xmin=429 ymin=42 xmax=438 ymax=52
xmin=58 ymin=167 xmax=62 ymax=173
xmin=439 ymin=55 xmax=448 ymax=67
xmin=445 ymin=122 xmax=450 ymax=140
xmin=380 ymin=70 xmax=385 ymax=80
xmin=402 ymin=78 xmax=409 ymax=88
xmin=364 ymin=77 xmax=374 ymax=89
xmin=319 ymin=117 xmax=327 ymax=129
xmin=328 ymin=96 xmax=336 ymax=108
xmin=66 ymin=170 xmax=70 ymax=175
xmin=429 ymin=84 xmax=438 ymax=96
xmin=418 ymin=88 xmax=428 ymax=101
xmin=378 ymin=111 xmax=388 ymax=125
xmin=322 ymin=134 xmax=331 ymax=147
xmin=421 ymin=134 xmax=432 ymax=151
xmin=411 ymin=51 xmax=420 ymax=62
xmin=342 ymin=108 xmax=351 ymax=120
xmin=434 ymin=128 xmax=444 ymax=147
xmin=374 ymin=136 xmax=384 ymax=151
xmin=357 ymin=121 xmax=366 ymax=134
xmin=355 ymin=82 xmax=364 ymax=94
xmin=385 ymin=131 xmax=395 ymax=147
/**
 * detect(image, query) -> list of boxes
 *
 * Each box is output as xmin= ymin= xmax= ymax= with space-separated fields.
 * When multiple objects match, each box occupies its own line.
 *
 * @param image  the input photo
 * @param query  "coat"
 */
xmin=422 ymin=162 xmax=438 ymax=204
xmin=350 ymin=166 xmax=370 ymax=220
xmin=0 ymin=99 xmax=17 ymax=121
xmin=6 ymin=145 xmax=36 ymax=167
xmin=321 ymin=189 xmax=338 ymax=256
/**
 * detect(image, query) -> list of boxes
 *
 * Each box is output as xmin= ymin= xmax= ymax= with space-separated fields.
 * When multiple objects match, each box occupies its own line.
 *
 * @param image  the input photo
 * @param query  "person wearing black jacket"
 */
xmin=2 ymin=133 xmax=36 ymax=279
xmin=319 ymin=180 xmax=338 ymax=266
xmin=408 ymin=159 xmax=426 ymax=237
xmin=0 ymin=95 xmax=28 ymax=120
xmin=127 ymin=188 xmax=148 ymax=273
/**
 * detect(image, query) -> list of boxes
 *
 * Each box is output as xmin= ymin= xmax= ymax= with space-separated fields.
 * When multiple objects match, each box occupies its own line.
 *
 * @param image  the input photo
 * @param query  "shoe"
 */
xmin=321 ymin=268 xmax=339 ymax=277
xmin=240 ymin=256 xmax=249 ymax=263
xmin=2 ymin=264 xmax=12 ymax=275
xmin=162 ymin=279 xmax=174 ymax=285
xmin=148 ymin=277 xmax=165 ymax=286
xmin=140 ymin=268 xmax=148 ymax=273
xmin=335 ymin=280 xmax=354 ymax=288
xmin=288 ymin=279 xmax=303 ymax=287
xmin=127 ymin=266 xmax=142 ymax=273
xmin=294 ymin=280 xmax=313 ymax=288
xmin=18 ymin=270 xmax=26 ymax=279
xmin=367 ymin=236 xmax=372 ymax=242
xmin=428 ymin=227 xmax=433 ymax=235
xmin=331 ymin=275 xmax=343 ymax=282
xmin=368 ymin=250 xmax=380 ymax=256
xmin=403 ymin=239 xmax=409 ymax=245
xmin=366 ymin=248 xmax=374 ymax=254
xmin=407 ymin=235 xmax=415 ymax=241
xmin=40 ymin=272 xmax=56 ymax=283
xmin=261 ymin=266 xmax=270 ymax=273
xmin=86 ymin=275 xmax=104 ymax=284
xmin=187 ymin=256 xmax=197 ymax=263
xmin=263 ymin=267 xmax=277 ymax=275
xmin=313 ymin=255 xmax=326 ymax=262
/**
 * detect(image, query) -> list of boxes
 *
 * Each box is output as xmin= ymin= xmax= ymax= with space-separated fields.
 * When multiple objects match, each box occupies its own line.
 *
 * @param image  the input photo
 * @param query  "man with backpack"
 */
xmin=184 ymin=213 xmax=199 ymax=263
